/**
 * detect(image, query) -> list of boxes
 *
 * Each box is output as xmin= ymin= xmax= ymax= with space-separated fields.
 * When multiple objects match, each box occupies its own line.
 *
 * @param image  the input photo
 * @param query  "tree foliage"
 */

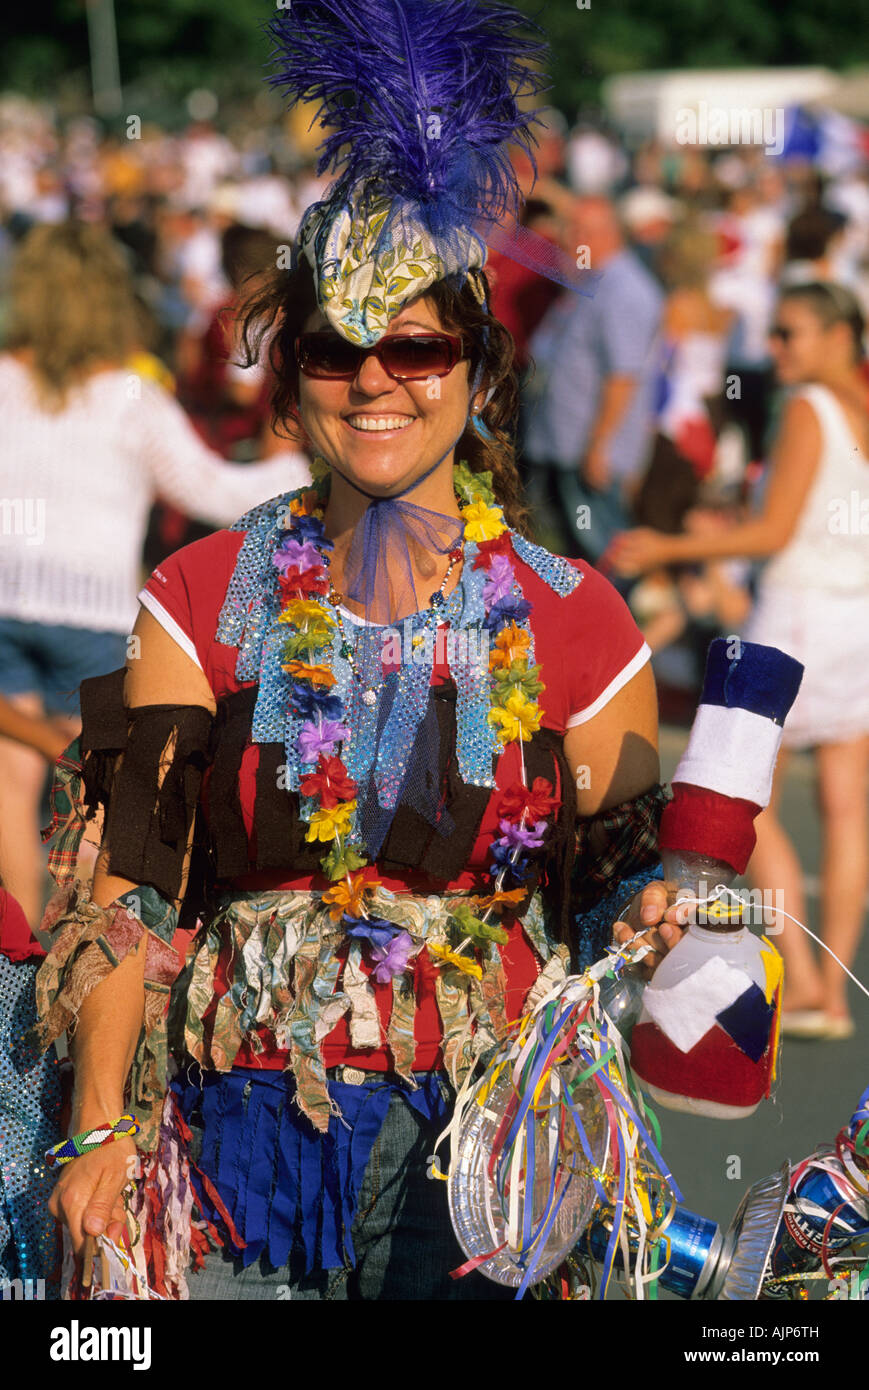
xmin=3 ymin=0 xmax=866 ymax=122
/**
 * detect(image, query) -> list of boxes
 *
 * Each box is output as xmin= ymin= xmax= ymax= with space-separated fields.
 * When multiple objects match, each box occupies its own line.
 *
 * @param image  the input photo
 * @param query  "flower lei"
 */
xmin=272 ymin=456 xmax=560 ymax=986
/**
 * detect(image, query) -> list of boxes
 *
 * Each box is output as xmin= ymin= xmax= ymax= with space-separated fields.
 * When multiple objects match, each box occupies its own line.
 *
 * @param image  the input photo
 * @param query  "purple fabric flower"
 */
xmin=496 ymin=817 xmax=548 ymax=851
xmin=484 ymin=595 xmax=532 ymax=633
xmin=369 ymin=929 xmax=416 ymax=983
xmin=343 ymin=914 xmax=402 ymax=950
xmin=289 ymin=681 xmax=344 ymax=722
xmin=298 ymin=717 xmax=351 ymax=762
xmin=482 ymin=553 xmax=515 ymax=606
xmin=273 ymin=537 xmax=322 ymax=574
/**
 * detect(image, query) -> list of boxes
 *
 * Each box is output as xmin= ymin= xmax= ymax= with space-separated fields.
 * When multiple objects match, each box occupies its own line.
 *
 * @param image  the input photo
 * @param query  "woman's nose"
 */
xmin=353 ymin=348 xmax=394 ymax=395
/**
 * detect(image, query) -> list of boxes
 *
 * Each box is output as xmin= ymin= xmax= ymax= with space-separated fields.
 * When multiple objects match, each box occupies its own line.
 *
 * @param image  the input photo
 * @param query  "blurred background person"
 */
xmin=780 ymin=205 xmax=849 ymax=286
xmin=147 ymin=220 xmax=284 ymax=563
xmin=605 ymin=281 xmax=869 ymax=1039
xmin=0 ymin=221 xmax=308 ymax=924
xmin=521 ymin=194 xmax=663 ymax=571
xmin=628 ymin=219 xmax=737 ymax=642
xmin=707 ymin=180 xmax=784 ymax=472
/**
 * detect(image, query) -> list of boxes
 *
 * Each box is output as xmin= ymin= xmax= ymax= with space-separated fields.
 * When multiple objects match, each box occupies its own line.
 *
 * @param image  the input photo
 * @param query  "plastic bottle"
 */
xmin=628 ymin=848 xmax=782 ymax=1119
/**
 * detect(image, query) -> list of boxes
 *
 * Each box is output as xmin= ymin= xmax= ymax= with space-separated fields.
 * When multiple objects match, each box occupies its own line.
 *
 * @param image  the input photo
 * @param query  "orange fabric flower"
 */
xmin=466 ymin=887 xmax=527 ymax=912
xmin=289 ymin=489 xmax=323 ymax=517
xmin=322 ymin=870 xmax=381 ymax=921
xmin=283 ymin=661 xmax=337 ymax=688
xmin=489 ymin=622 xmax=531 ymax=670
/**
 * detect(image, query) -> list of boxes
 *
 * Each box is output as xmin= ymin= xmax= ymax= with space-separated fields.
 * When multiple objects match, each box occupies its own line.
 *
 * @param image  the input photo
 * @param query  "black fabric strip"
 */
xmin=208 ymin=687 xmax=257 ymax=879
xmin=254 ymin=744 xmax=323 ymax=873
xmin=79 ymin=667 xmax=128 ymax=818
xmin=106 ymin=704 xmax=214 ymax=901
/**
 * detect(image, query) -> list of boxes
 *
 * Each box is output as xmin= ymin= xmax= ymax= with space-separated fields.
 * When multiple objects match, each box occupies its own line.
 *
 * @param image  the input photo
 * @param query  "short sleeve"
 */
xmin=561 ymin=561 xmax=651 ymax=728
xmin=138 ymin=529 xmax=244 ymax=678
xmin=599 ymin=276 xmax=661 ymax=376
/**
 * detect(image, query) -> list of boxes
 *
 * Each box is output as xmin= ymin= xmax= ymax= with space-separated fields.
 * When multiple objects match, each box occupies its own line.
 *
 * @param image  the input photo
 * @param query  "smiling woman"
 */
xmin=34 ymin=0 xmax=679 ymax=1304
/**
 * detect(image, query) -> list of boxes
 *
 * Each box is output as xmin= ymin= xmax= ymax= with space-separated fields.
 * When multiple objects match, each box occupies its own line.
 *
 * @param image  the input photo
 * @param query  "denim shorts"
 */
xmin=0 ymin=617 xmax=127 ymax=716
xmin=185 ymin=1084 xmax=517 ymax=1302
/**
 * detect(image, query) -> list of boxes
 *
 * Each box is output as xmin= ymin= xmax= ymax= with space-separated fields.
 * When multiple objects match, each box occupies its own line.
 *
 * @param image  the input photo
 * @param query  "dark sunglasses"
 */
xmin=769 ymin=325 xmax=795 ymax=343
xmin=295 ymin=331 xmax=465 ymax=382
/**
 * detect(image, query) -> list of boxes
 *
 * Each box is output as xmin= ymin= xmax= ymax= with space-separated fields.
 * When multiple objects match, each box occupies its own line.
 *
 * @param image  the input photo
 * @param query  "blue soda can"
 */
xmin=769 ymin=1088 xmax=869 ymax=1278
xmin=579 ymin=1206 xmax=722 ymax=1299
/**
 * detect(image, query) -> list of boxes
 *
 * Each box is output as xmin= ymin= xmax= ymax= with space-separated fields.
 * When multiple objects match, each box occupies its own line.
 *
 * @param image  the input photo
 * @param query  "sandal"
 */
xmin=779 ymin=1009 xmax=829 ymax=1038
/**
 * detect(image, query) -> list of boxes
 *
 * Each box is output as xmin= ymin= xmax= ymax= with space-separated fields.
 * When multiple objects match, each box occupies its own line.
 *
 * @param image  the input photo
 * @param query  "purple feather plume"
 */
xmin=265 ymin=0 xmax=549 ymax=239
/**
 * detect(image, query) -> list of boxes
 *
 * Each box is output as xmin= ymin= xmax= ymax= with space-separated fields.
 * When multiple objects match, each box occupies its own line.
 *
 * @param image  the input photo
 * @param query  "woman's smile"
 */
xmin=342 ymin=412 xmax=418 ymax=435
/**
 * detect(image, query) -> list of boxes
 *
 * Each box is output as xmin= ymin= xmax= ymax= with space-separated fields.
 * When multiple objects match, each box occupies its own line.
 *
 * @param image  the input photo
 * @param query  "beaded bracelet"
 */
xmin=45 ymin=1114 xmax=140 ymax=1168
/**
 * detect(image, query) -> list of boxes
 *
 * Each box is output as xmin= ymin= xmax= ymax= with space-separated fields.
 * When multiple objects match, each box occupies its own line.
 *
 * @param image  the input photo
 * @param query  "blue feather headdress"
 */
xmin=266 ymin=0 xmax=585 ymax=344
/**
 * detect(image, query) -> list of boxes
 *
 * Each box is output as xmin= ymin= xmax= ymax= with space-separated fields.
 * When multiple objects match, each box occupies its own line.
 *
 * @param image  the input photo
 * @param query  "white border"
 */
xmin=136 ymin=588 xmax=204 ymax=671
xmin=564 ymin=641 xmax=652 ymax=729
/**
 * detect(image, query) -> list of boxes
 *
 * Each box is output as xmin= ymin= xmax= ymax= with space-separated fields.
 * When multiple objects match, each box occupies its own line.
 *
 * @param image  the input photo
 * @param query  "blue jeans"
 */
xmin=0 ymin=617 xmax=127 ymax=716
xmin=186 ymin=1086 xmax=516 ymax=1301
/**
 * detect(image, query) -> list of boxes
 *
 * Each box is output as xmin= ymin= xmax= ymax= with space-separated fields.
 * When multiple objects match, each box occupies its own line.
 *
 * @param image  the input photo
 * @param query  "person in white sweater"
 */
xmin=0 ymin=222 xmax=309 ymax=923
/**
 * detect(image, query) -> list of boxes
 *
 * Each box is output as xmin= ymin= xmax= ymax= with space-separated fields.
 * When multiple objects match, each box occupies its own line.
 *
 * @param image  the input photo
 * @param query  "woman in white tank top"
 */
xmin=606 ymin=281 xmax=869 ymax=1039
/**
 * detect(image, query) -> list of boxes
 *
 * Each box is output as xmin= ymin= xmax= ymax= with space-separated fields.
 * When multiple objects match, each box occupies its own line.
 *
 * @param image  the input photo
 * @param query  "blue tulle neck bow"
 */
xmin=333 ymin=458 xmax=465 ymax=625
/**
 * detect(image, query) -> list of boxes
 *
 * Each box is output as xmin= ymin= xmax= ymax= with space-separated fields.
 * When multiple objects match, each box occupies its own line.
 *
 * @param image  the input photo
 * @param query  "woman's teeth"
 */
xmin=346 ymin=416 xmax=415 ymax=432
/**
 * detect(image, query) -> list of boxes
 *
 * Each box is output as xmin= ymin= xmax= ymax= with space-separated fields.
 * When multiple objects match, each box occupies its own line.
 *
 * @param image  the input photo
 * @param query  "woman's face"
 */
xmin=768 ymin=299 xmax=849 ymax=385
xmin=297 ymin=294 xmax=478 ymax=496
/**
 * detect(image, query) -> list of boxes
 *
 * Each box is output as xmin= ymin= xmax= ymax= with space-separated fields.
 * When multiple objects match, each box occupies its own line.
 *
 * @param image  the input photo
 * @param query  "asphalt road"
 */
xmin=640 ymin=725 xmax=869 ymax=1295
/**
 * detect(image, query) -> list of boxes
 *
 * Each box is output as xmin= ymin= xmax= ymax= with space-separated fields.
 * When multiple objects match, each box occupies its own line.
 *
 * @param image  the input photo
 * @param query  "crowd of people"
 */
xmin=1 ymin=93 xmax=868 ymax=1033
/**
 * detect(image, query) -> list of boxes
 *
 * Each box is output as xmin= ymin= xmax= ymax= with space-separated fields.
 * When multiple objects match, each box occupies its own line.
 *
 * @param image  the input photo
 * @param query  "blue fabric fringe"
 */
xmin=171 ymin=1067 xmax=452 ymax=1273
xmin=573 ymin=864 xmax=665 ymax=972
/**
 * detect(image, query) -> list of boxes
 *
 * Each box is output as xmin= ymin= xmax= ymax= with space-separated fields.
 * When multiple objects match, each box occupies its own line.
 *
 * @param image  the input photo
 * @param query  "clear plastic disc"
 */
xmin=448 ymin=1062 xmax=607 ymax=1288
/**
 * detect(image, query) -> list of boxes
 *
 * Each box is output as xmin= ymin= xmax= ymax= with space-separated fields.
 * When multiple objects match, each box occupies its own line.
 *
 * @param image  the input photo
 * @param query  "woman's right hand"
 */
xmin=48 ymin=1136 xmax=137 ymax=1254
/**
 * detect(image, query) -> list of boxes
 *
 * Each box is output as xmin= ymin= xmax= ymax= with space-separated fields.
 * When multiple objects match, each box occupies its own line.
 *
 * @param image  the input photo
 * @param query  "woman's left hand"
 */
xmin=603 ymin=527 xmax=672 ymax=577
xmin=611 ymin=879 xmax=689 ymax=979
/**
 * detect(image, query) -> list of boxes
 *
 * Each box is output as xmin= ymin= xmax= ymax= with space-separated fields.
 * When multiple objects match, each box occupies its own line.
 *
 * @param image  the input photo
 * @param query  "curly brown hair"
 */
xmin=4 ymin=221 xmax=143 ymax=408
xmin=237 ymin=261 xmax=529 ymax=532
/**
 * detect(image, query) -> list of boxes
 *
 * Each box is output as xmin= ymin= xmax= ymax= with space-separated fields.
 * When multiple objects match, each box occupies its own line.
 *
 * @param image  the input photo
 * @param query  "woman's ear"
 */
xmin=472 ymin=382 xmax=497 ymax=416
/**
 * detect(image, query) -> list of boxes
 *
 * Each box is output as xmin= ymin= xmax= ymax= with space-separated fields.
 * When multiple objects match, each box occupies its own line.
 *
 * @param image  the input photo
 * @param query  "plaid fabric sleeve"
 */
xmin=41 ymin=739 xmax=91 ymax=889
xmin=569 ymin=782 xmax=672 ymax=966
xmin=573 ymin=782 xmax=671 ymax=914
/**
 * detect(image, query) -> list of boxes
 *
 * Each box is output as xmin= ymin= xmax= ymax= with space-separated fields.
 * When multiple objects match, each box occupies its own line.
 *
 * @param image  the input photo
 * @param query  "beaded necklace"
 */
xmin=328 ymin=546 xmax=463 ymax=704
xmin=269 ymin=456 xmax=566 ymax=982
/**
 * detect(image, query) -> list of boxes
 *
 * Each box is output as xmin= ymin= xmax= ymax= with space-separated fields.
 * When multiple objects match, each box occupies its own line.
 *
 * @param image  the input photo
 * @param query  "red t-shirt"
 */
xmin=139 ymin=529 xmax=650 ymax=1070
xmin=0 ymin=888 xmax=44 ymax=962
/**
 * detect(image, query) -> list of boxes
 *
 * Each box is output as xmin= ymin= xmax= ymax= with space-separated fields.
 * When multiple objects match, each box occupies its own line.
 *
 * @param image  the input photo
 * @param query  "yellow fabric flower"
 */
xmin=322 ymin=870 xmax=380 ymax=921
xmin=461 ymin=498 xmax=506 ymax=543
xmin=488 ymin=689 xmax=542 ymax=746
xmin=279 ymin=598 xmax=335 ymax=629
xmin=283 ymin=661 xmax=336 ymax=688
xmin=305 ymin=800 xmax=357 ymax=843
xmin=427 ymin=941 xmax=483 ymax=981
xmin=489 ymin=621 xmax=531 ymax=670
